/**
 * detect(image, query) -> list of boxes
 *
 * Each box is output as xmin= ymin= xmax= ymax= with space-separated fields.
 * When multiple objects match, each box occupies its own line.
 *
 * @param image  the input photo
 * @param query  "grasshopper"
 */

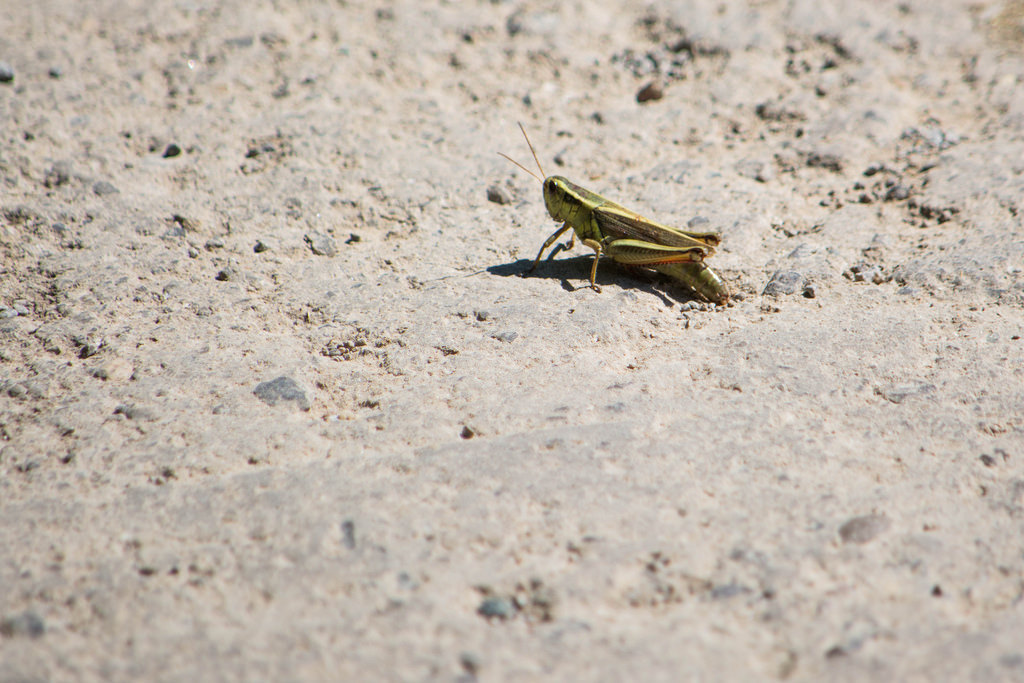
xmin=500 ymin=124 xmax=729 ymax=304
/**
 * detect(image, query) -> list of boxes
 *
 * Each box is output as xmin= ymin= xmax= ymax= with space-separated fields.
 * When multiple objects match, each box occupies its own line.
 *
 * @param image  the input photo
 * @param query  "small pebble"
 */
xmin=204 ymin=237 xmax=225 ymax=250
xmin=163 ymin=143 xmax=182 ymax=158
xmin=838 ymin=514 xmax=890 ymax=544
xmin=304 ymin=232 xmax=337 ymax=257
xmin=341 ymin=519 xmax=356 ymax=549
xmin=477 ymin=596 xmax=516 ymax=620
xmin=92 ymin=181 xmax=119 ymax=196
xmin=885 ymin=184 xmax=910 ymax=201
xmin=486 ymin=185 xmax=512 ymax=205
xmin=459 ymin=652 xmax=482 ymax=676
xmin=492 ymin=330 xmax=518 ymax=343
xmin=253 ymin=376 xmax=311 ymax=411
xmin=0 ymin=62 xmax=14 ymax=83
xmin=763 ymin=270 xmax=805 ymax=296
xmin=636 ymin=81 xmax=664 ymax=103
xmin=48 ymin=66 xmax=62 ymax=79
xmin=253 ymin=239 xmax=272 ymax=253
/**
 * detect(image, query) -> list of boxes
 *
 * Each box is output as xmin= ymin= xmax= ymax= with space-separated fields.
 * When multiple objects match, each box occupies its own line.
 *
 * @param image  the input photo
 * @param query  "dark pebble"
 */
xmin=253 ymin=376 xmax=311 ymax=411
xmin=163 ymin=143 xmax=182 ymax=158
xmin=838 ymin=514 xmax=890 ymax=544
xmin=486 ymin=185 xmax=512 ymax=205
xmin=0 ymin=62 xmax=13 ymax=83
xmin=636 ymin=81 xmax=664 ymax=103
xmin=48 ymin=66 xmax=62 ymax=79
xmin=979 ymin=454 xmax=996 ymax=467
xmin=477 ymin=596 xmax=516 ymax=620
xmin=214 ymin=268 xmax=235 ymax=281
xmin=341 ymin=519 xmax=356 ymax=549
xmin=254 ymin=239 xmax=271 ymax=253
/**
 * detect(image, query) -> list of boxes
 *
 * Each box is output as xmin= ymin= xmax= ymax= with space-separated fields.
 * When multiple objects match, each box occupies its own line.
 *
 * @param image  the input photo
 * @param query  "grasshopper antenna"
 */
xmin=517 ymin=122 xmax=546 ymax=179
xmin=498 ymin=152 xmax=543 ymax=184
xmin=497 ymin=122 xmax=547 ymax=185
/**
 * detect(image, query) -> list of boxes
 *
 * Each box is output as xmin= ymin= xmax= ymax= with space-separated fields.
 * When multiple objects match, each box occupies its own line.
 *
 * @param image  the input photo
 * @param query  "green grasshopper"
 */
xmin=500 ymin=124 xmax=729 ymax=304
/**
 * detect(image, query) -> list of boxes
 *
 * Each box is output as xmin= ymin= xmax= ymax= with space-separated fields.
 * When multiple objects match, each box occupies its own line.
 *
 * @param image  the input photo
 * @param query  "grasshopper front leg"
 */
xmin=529 ymin=222 xmax=573 ymax=274
xmin=530 ymin=223 xmax=604 ymax=292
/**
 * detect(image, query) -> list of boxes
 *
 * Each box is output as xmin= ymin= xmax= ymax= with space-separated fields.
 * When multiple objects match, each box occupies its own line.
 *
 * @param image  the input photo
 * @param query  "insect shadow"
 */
xmin=487 ymin=248 xmax=705 ymax=306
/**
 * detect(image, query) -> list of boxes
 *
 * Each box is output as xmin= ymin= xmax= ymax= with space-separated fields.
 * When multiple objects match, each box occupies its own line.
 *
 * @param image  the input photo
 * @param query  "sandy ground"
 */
xmin=2 ymin=0 xmax=1024 ymax=680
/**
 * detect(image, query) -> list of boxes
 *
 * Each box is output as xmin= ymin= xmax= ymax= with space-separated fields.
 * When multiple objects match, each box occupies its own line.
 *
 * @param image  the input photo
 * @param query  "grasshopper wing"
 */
xmin=593 ymin=203 xmax=721 ymax=252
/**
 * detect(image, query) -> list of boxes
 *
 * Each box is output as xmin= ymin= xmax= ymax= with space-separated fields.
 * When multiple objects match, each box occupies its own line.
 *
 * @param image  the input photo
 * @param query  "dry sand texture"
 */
xmin=2 ymin=0 xmax=1024 ymax=680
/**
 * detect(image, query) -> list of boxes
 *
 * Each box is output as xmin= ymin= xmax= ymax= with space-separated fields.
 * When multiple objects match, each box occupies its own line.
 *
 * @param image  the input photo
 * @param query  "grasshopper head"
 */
xmin=542 ymin=176 xmax=573 ymax=222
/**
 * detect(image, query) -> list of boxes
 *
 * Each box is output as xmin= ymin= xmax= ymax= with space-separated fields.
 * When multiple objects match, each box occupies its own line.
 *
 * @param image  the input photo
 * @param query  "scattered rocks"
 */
xmin=845 ymin=262 xmax=886 ymax=285
xmin=755 ymin=101 xmax=806 ymax=122
xmin=806 ymin=152 xmax=843 ymax=173
xmin=44 ymin=162 xmax=72 ymax=188
xmin=0 ymin=610 xmax=45 ymax=638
